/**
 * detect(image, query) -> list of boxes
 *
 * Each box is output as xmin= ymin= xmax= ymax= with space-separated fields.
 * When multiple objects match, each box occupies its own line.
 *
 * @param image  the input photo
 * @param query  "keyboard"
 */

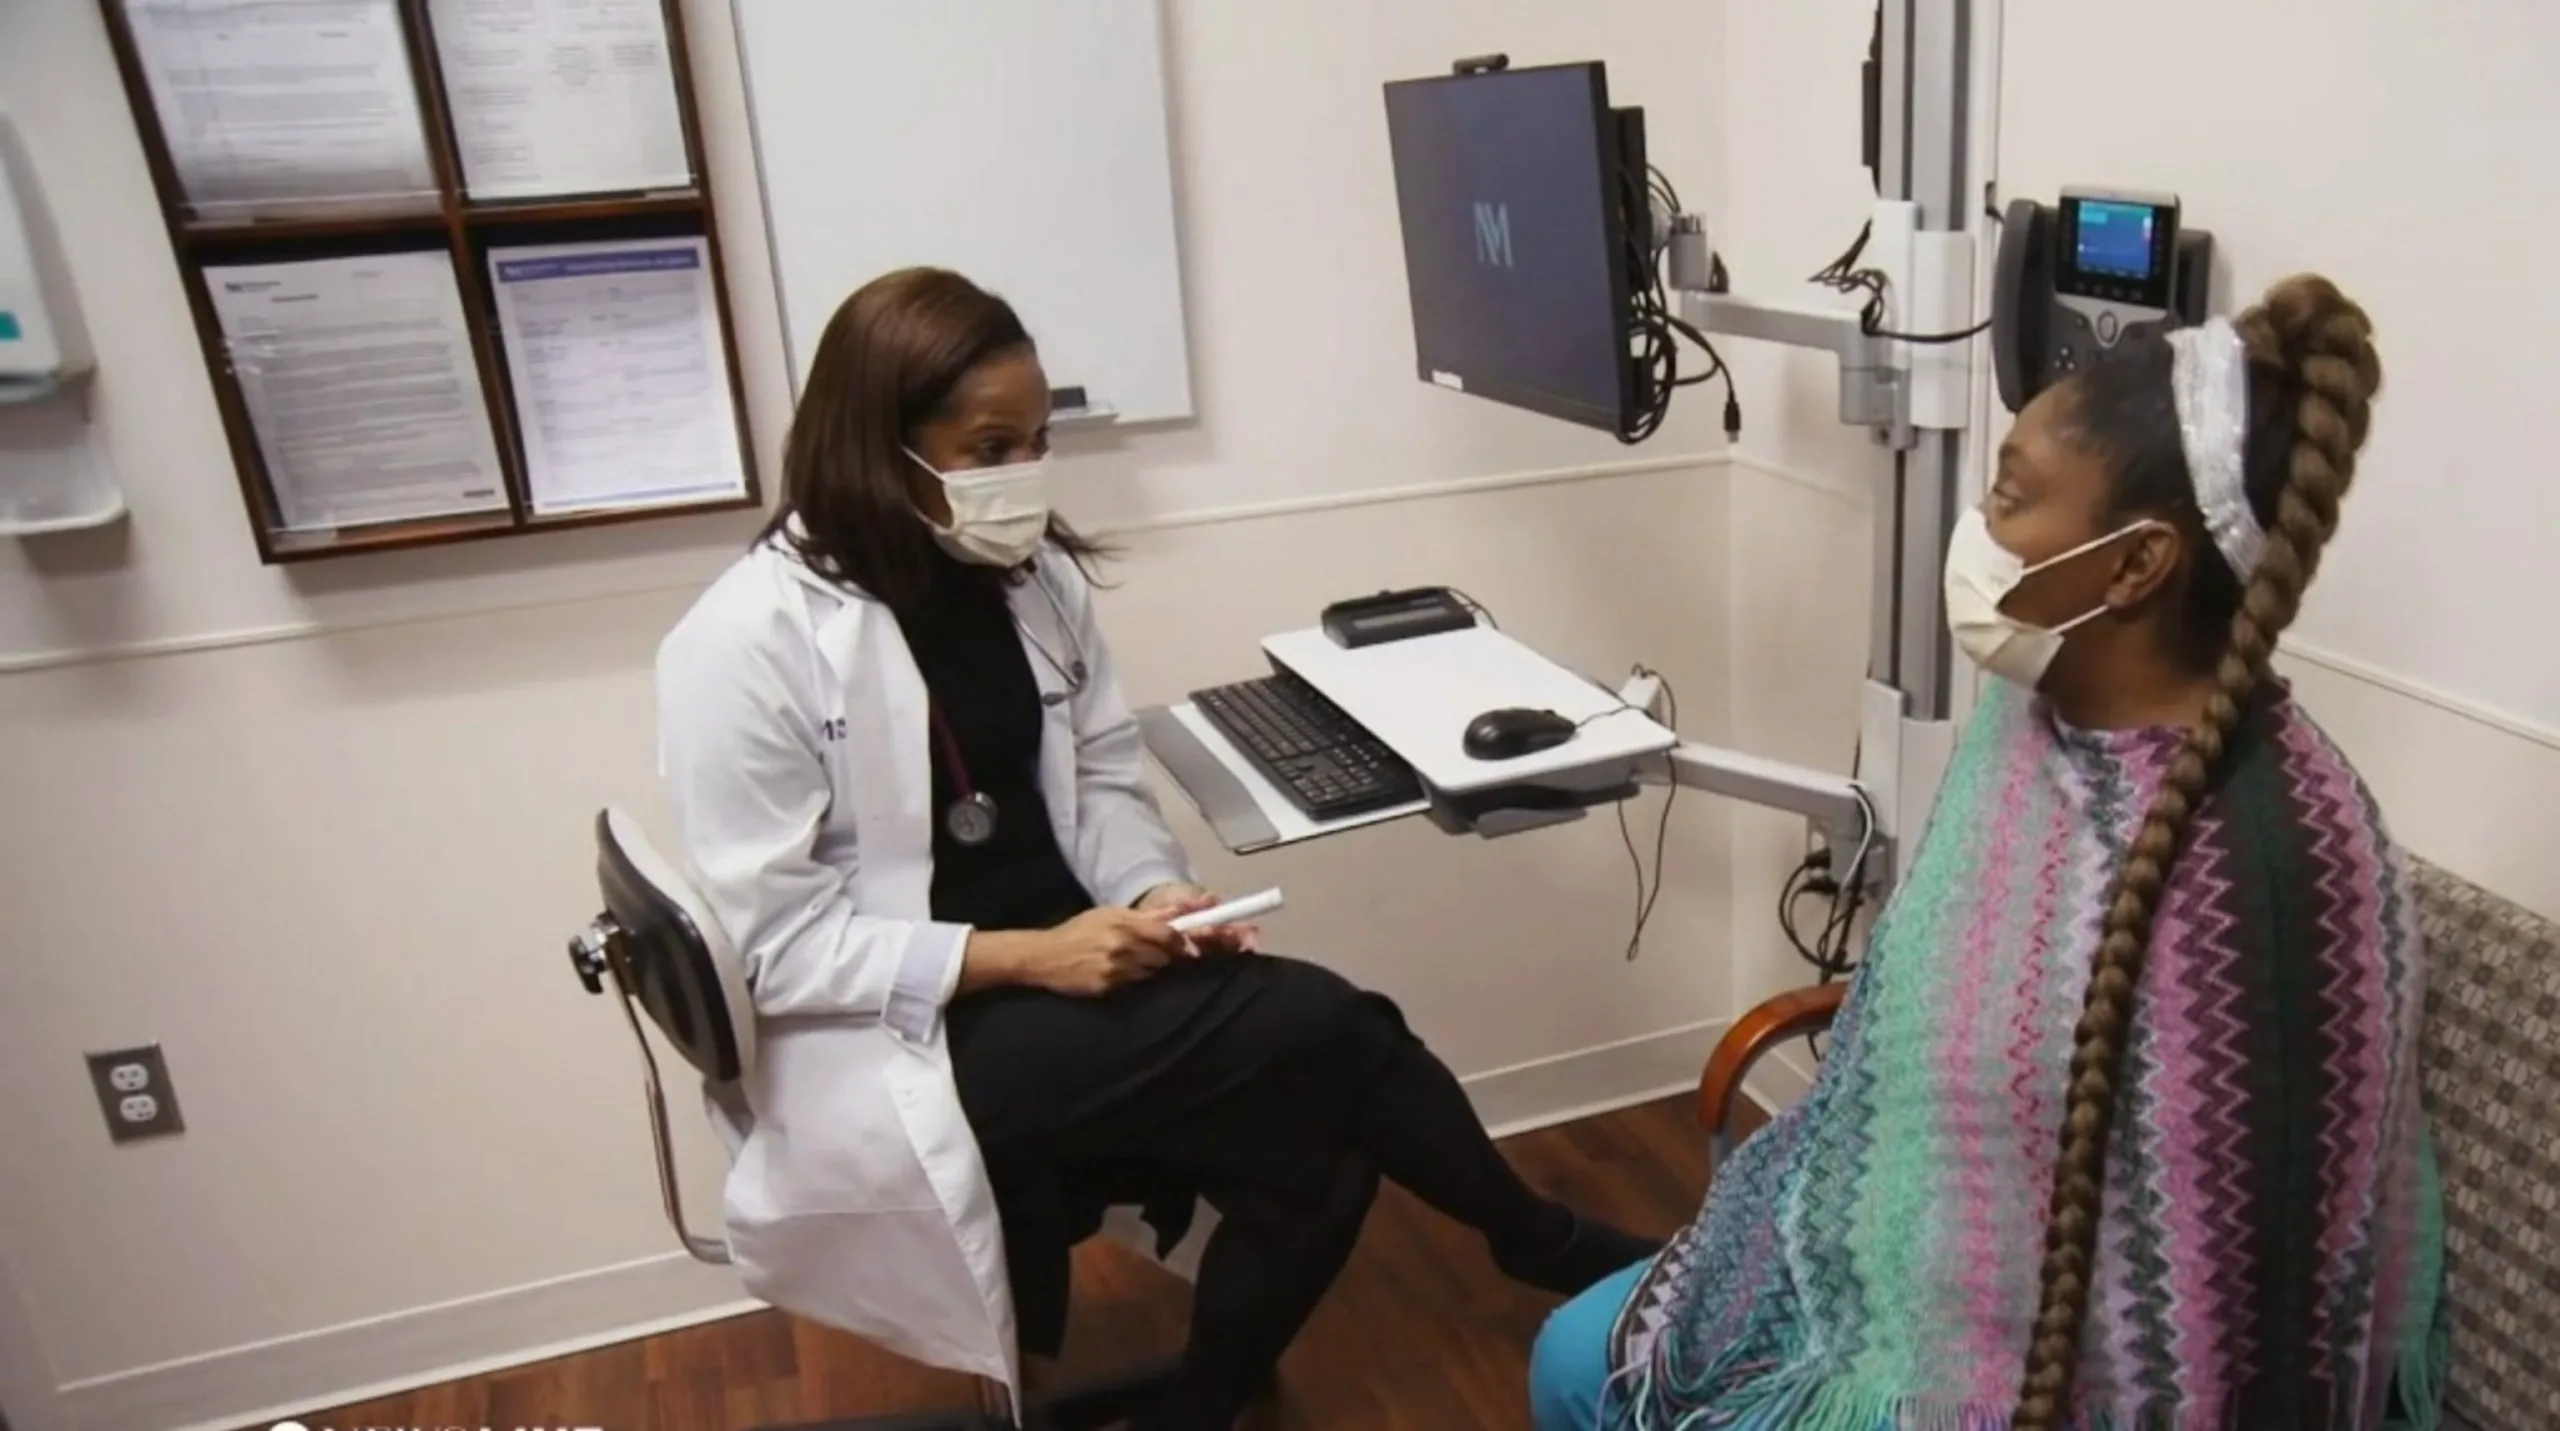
xmin=1189 ymin=672 xmax=1424 ymax=820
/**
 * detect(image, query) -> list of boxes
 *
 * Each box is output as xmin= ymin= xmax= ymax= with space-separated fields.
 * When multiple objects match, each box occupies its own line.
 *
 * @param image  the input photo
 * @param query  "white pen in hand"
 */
xmin=1167 ymin=887 xmax=1285 ymax=934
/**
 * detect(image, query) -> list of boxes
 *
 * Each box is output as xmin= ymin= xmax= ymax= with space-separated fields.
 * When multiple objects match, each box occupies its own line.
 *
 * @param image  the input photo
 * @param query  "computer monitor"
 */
xmin=1381 ymin=62 xmax=1643 ymax=435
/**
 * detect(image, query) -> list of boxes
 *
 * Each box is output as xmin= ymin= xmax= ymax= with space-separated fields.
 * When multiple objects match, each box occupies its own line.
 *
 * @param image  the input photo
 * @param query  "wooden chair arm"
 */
xmin=1696 ymin=983 xmax=1848 ymax=1155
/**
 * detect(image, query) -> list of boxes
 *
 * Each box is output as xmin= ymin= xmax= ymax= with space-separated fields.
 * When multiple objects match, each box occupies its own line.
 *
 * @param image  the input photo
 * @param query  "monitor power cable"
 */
xmin=1774 ymin=744 xmax=1879 ymax=1060
xmin=1446 ymin=586 xmax=1499 ymax=631
xmin=1453 ymin=607 xmax=1678 ymax=968
xmin=1624 ymin=165 xmax=1739 ymax=445
xmin=1616 ymin=666 xmax=1679 ymax=962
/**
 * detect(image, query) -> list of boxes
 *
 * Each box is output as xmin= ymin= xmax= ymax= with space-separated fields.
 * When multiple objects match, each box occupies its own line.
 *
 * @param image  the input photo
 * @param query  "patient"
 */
xmin=1531 ymin=275 xmax=2446 ymax=1429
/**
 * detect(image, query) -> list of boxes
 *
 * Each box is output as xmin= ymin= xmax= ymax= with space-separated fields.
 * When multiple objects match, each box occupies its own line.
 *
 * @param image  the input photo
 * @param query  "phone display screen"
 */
xmin=2056 ymin=195 xmax=2176 ymax=310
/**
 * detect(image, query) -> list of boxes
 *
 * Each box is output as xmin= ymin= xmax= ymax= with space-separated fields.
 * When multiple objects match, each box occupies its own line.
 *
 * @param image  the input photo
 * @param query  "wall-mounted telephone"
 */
xmin=1992 ymin=187 xmax=2213 ymax=414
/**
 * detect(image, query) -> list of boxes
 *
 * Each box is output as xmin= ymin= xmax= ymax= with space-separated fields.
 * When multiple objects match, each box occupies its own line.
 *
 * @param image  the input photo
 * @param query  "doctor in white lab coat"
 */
xmin=654 ymin=267 xmax=1658 ymax=1430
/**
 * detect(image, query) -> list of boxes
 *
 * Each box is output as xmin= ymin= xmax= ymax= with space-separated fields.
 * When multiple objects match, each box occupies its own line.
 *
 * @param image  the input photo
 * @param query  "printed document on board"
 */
xmin=488 ymin=237 xmax=747 ymax=516
xmin=204 ymin=251 xmax=510 ymax=531
xmin=427 ymin=0 xmax=693 ymax=200
xmin=121 ymin=0 xmax=440 ymax=219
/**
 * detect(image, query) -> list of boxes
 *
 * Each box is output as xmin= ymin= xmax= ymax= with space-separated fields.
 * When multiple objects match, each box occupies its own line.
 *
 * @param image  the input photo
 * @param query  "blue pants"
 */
xmin=1529 ymin=1261 xmax=1647 ymax=1430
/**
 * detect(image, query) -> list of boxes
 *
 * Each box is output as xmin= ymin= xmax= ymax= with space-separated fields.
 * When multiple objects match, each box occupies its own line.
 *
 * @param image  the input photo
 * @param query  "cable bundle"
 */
xmin=1619 ymin=165 xmax=1740 ymax=444
xmin=1777 ymin=773 xmax=1878 ymax=1059
xmin=1808 ymin=219 xmax=1991 ymax=345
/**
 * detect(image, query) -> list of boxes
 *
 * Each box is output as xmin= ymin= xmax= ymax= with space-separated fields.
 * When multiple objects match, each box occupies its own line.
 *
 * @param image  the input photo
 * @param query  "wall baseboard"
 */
xmin=0 ymin=1253 xmax=66 ymax=1431
xmin=57 ymin=1021 xmax=1723 ymax=1431
xmin=1741 ymin=1044 xmax=1818 ymax=1115
xmin=1468 ymin=1019 xmax=1729 ymax=1141
xmin=62 ymin=1254 xmax=757 ymax=1431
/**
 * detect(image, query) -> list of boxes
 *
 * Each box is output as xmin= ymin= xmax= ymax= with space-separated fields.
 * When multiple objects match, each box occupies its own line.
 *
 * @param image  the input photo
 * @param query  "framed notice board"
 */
xmin=96 ymin=0 xmax=761 ymax=564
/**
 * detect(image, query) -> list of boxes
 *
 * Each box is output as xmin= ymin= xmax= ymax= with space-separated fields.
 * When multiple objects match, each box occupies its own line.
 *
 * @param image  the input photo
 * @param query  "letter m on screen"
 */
xmin=1473 ymin=201 xmax=1514 ymax=269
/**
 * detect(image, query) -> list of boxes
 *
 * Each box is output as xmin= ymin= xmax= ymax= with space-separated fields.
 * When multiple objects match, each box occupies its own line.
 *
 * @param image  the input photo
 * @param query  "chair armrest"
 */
xmin=1697 ymin=983 xmax=1848 ymax=1157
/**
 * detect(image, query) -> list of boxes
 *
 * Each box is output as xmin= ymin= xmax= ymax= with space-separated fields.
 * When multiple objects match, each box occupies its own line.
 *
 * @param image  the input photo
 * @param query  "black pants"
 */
xmin=949 ymin=954 xmax=1566 ymax=1430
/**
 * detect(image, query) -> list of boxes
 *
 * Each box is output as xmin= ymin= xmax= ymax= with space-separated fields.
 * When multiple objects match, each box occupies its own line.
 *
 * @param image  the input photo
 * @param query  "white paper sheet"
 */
xmin=487 ymin=237 xmax=746 ymax=515
xmin=121 ymin=0 xmax=440 ymax=220
xmin=205 ymin=251 xmax=510 ymax=531
xmin=427 ymin=0 xmax=692 ymax=201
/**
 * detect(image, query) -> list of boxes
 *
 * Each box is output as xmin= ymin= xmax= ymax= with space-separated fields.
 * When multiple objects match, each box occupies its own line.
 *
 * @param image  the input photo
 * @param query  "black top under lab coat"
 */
xmin=898 ymin=556 xmax=1096 ymax=933
xmin=894 ymin=553 xmax=1402 ymax=1361
xmin=893 ymin=553 xmax=1196 ymax=1355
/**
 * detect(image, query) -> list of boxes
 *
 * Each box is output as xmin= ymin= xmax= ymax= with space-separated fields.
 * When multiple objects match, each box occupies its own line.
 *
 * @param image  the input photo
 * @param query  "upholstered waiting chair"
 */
xmin=567 ymin=808 xmax=1181 ymax=1430
xmin=1694 ymin=858 xmax=2560 ymax=1431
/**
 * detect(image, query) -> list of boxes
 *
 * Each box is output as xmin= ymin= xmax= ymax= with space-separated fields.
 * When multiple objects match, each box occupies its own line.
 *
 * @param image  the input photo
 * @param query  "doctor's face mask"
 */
xmin=780 ymin=269 xmax=1116 ymax=613
xmin=904 ymin=347 xmax=1055 ymax=568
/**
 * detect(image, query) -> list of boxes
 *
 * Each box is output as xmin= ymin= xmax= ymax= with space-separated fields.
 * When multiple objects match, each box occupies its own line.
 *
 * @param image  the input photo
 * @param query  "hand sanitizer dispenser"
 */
xmin=0 ymin=111 xmax=124 ymax=533
xmin=0 ymin=124 xmax=88 ymax=401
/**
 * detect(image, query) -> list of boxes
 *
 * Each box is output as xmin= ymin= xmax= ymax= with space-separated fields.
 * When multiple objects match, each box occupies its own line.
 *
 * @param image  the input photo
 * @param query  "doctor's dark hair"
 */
xmin=2011 ymin=276 xmax=2383 ymax=1429
xmin=766 ymin=267 xmax=1108 ymax=613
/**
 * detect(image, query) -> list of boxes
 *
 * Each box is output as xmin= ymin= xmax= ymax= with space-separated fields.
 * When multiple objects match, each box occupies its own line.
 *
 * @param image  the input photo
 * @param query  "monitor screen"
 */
xmin=1382 ymin=63 xmax=1634 ymax=433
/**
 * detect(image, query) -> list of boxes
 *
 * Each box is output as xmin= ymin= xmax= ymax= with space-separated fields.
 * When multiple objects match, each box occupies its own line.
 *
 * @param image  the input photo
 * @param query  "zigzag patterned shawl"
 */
xmin=1602 ymin=682 xmax=2446 ymax=1430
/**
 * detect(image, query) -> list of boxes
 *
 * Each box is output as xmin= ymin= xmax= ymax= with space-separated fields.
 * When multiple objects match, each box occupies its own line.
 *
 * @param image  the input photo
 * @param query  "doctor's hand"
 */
xmin=1135 ymin=883 xmax=1263 ymax=956
xmin=977 ymin=907 xmax=1186 ymax=997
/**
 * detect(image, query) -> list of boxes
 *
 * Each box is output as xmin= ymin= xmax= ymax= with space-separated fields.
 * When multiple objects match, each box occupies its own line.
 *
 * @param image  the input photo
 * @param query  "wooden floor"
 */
xmin=287 ymin=1097 xmax=1729 ymax=1431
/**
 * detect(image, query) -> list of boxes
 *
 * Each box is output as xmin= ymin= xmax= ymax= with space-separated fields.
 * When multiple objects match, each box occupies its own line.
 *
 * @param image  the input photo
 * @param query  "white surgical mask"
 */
xmin=1942 ymin=507 xmax=2157 ymax=689
xmin=905 ymin=447 xmax=1052 ymax=568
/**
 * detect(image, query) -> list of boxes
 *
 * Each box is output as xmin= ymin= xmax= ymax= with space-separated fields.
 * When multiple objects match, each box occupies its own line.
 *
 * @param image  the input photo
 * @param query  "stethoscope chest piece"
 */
xmin=944 ymin=791 xmax=1000 ymax=846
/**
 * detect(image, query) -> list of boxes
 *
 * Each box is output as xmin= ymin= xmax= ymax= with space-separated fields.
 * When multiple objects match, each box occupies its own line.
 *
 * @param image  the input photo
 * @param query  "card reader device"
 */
xmin=1319 ymin=587 xmax=1478 ymax=648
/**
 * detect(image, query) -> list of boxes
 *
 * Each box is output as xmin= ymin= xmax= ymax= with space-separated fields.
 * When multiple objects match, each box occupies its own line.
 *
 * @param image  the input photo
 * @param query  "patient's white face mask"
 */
xmin=905 ymin=447 xmax=1052 ymax=568
xmin=1942 ymin=507 xmax=2159 ymax=690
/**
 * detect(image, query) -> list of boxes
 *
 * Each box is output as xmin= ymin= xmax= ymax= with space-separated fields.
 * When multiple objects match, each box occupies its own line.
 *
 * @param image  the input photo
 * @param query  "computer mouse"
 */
xmin=1462 ymin=706 xmax=1579 ymax=761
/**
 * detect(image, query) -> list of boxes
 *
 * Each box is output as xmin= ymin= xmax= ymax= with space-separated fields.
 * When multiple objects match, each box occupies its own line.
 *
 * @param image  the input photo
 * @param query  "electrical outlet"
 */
xmin=84 ymin=1044 xmax=184 ymax=1143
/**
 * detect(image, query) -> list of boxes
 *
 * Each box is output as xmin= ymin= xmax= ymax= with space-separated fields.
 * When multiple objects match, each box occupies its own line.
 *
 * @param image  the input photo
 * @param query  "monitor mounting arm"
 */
xmin=1649 ymin=0 xmax=1978 ymax=891
xmin=1683 ymin=294 xmax=1898 ymax=432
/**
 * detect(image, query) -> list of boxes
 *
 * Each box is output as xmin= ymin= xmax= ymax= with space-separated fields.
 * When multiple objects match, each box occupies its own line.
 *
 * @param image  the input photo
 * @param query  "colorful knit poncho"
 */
xmin=1602 ymin=683 xmax=2446 ymax=1429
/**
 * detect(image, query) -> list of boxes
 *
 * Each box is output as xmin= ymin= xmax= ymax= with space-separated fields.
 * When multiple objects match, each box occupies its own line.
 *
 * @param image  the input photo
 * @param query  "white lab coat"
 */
xmin=653 ymin=533 xmax=1198 ymax=1407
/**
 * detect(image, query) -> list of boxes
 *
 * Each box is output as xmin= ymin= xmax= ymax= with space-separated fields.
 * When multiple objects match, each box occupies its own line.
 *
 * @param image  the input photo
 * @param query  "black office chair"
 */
xmin=567 ymin=807 xmax=1181 ymax=1430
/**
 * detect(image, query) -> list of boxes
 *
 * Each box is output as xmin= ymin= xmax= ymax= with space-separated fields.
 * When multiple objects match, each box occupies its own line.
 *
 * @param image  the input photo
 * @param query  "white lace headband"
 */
xmin=2167 ymin=316 xmax=2266 ymax=577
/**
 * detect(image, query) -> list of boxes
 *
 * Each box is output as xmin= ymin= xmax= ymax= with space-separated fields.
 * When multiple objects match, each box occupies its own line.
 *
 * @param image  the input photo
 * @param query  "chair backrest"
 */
xmin=2412 ymin=859 xmax=2560 ymax=1431
xmin=577 ymin=807 xmax=756 ymax=1080
xmin=569 ymin=807 xmax=756 ymax=1264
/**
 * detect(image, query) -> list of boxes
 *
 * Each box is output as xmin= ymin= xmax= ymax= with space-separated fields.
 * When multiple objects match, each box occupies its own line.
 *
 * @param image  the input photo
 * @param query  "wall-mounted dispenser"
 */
xmin=0 ymin=111 xmax=125 ymax=534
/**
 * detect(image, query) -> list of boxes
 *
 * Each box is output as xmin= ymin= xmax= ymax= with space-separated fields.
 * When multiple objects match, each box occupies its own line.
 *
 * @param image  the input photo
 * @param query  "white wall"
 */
xmin=2005 ymin=1 xmax=2560 ymax=736
xmin=1713 ymin=0 xmax=1899 ymax=1020
xmin=0 ymin=1253 xmax=63 ymax=1431
xmin=0 ymin=2 xmax=1735 ymax=1428
xmin=1996 ymin=0 xmax=2560 ymax=919
xmin=1710 ymin=0 xmax=2560 ymax=1074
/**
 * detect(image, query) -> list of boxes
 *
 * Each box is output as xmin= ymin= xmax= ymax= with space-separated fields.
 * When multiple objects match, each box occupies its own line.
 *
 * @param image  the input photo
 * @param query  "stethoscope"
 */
xmin=769 ymin=524 xmax=1090 ymax=705
xmin=775 ymin=527 xmax=1092 ymax=844
xmin=934 ymin=566 xmax=1089 ymax=847
xmin=1016 ymin=567 xmax=1091 ymax=708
